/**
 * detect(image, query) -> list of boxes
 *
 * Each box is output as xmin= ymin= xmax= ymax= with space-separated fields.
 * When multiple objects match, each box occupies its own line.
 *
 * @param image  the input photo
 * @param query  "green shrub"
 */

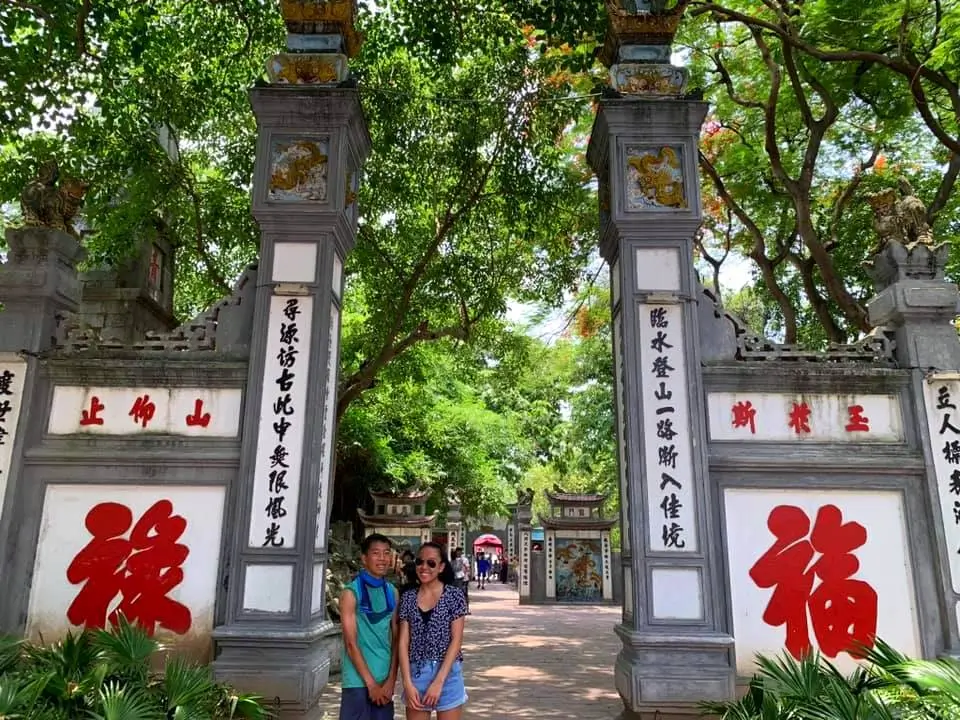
xmin=703 ymin=639 xmax=960 ymax=720
xmin=0 ymin=616 xmax=269 ymax=719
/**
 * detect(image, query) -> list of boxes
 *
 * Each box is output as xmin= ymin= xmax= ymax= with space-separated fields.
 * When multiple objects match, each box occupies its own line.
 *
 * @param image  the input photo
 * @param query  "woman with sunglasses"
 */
xmin=398 ymin=542 xmax=468 ymax=719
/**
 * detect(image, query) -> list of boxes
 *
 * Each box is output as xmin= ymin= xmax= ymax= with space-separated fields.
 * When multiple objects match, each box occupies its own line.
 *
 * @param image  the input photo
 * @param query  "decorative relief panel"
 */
xmin=268 ymin=136 xmax=329 ymax=202
xmin=624 ymin=145 xmax=686 ymax=211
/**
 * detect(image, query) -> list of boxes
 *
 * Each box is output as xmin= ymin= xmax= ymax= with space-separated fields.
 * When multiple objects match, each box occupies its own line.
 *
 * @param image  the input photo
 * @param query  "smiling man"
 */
xmin=339 ymin=533 xmax=400 ymax=720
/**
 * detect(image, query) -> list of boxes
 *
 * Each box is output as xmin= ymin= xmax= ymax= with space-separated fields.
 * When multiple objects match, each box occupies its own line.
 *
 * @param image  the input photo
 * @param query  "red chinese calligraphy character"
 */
xmin=185 ymin=399 xmax=211 ymax=428
xmin=66 ymin=500 xmax=192 ymax=635
xmin=845 ymin=405 xmax=870 ymax=432
xmin=788 ymin=402 xmax=812 ymax=434
xmin=749 ymin=504 xmax=878 ymax=660
xmin=79 ymin=396 xmax=106 ymax=426
xmin=129 ymin=395 xmax=156 ymax=429
xmin=732 ymin=401 xmax=757 ymax=434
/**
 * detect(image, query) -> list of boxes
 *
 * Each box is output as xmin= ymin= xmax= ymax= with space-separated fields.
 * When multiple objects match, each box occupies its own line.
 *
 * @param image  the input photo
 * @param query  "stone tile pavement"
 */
xmin=314 ymin=582 xmax=624 ymax=719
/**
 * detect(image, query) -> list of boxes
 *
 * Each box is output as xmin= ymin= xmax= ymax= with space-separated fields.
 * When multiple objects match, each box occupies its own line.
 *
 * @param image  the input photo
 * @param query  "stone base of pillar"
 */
xmin=213 ymin=620 xmax=340 ymax=718
xmin=614 ymin=625 xmax=735 ymax=715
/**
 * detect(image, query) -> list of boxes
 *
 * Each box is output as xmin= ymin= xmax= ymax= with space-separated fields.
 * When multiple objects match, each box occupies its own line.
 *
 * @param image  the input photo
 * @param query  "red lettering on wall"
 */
xmin=66 ymin=500 xmax=192 ymax=635
xmin=185 ymin=399 xmax=211 ymax=428
xmin=788 ymin=402 xmax=812 ymax=435
xmin=79 ymin=396 xmax=106 ymax=426
xmin=749 ymin=504 xmax=878 ymax=660
xmin=845 ymin=405 xmax=870 ymax=433
xmin=732 ymin=401 xmax=757 ymax=434
xmin=129 ymin=395 xmax=157 ymax=429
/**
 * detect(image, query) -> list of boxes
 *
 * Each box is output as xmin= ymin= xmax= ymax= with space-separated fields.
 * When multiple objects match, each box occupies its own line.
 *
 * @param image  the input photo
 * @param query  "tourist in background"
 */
xmin=399 ymin=542 xmax=468 ymax=719
xmin=339 ymin=533 xmax=399 ymax=720
xmin=476 ymin=553 xmax=489 ymax=590
xmin=398 ymin=549 xmax=418 ymax=595
xmin=451 ymin=547 xmax=470 ymax=612
xmin=498 ymin=554 xmax=508 ymax=585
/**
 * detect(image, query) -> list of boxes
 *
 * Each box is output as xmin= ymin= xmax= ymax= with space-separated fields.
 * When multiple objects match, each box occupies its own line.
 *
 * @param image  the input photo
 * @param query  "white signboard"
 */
xmin=724 ymin=488 xmax=920 ymax=675
xmin=0 ymin=358 xmax=27 ymax=516
xmin=924 ymin=377 xmax=960 ymax=592
xmin=640 ymin=303 xmax=697 ymax=552
xmin=708 ymin=392 xmax=904 ymax=442
xmin=249 ymin=295 xmax=313 ymax=549
xmin=27 ymin=484 xmax=225 ymax=645
xmin=48 ymin=387 xmax=242 ymax=437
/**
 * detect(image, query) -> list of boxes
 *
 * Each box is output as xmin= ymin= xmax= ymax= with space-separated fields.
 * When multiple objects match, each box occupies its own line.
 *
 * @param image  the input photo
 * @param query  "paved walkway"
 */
xmin=315 ymin=582 xmax=624 ymax=719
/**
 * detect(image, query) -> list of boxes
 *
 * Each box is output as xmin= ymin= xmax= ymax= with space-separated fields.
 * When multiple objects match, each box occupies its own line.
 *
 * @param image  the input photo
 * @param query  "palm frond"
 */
xmin=87 ymin=680 xmax=164 ymax=720
xmin=0 ymin=636 xmax=23 ymax=674
xmin=91 ymin=616 xmax=160 ymax=679
xmin=162 ymin=657 xmax=217 ymax=711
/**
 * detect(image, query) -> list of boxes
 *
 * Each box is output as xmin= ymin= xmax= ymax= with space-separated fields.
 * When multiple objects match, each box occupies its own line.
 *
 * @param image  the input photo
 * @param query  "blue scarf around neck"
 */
xmin=357 ymin=570 xmax=395 ymax=622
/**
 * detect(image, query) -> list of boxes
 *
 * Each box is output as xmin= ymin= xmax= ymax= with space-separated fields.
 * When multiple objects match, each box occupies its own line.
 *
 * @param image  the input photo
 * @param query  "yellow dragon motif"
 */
xmin=270 ymin=141 xmax=328 ymax=197
xmin=627 ymin=146 xmax=686 ymax=209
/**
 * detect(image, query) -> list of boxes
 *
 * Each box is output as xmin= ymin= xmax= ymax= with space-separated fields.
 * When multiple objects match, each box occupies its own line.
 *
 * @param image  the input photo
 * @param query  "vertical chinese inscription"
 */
xmin=0 ymin=361 xmax=26 ymax=516
xmin=314 ymin=305 xmax=341 ymax=550
xmin=925 ymin=379 xmax=960 ymax=592
xmin=640 ymin=304 xmax=698 ymax=552
xmin=249 ymin=296 xmax=314 ymax=549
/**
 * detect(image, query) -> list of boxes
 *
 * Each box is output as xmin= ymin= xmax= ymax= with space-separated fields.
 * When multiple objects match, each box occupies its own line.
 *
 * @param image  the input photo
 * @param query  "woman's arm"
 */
xmin=398 ymin=619 xmax=422 ymax=709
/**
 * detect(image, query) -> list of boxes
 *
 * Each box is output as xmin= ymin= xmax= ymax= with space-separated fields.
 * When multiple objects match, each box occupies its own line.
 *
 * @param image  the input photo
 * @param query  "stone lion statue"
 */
xmin=19 ymin=160 xmax=89 ymax=239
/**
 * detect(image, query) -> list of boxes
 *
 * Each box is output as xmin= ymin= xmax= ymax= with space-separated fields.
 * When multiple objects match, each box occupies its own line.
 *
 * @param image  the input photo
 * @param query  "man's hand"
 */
xmin=365 ymin=678 xmax=390 ymax=705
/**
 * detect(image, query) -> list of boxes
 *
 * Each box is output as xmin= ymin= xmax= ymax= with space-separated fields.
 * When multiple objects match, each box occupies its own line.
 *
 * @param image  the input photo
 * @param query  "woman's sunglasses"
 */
xmin=414 ymin=558 xmax=439 ymax=569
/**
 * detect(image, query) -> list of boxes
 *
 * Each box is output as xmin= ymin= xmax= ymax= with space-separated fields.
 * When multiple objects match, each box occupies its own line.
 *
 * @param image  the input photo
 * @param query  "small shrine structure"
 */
xmin=539 ymin=488 xmax=615 ymax=603
xmin=444 ymin=490 xmax=463 ymax=553
xmin=357 ymin=489 xmax=436 ymax=554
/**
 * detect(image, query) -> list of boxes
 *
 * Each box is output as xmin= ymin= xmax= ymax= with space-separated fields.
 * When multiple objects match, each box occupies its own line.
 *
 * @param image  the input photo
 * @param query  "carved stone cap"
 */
xmin=866 ymin=240 xmax=950 ymax=293
xmin=3 ymin=226 xmax=87 ymax=267
xmin=280 ymin=0 xmax=362 ymax=56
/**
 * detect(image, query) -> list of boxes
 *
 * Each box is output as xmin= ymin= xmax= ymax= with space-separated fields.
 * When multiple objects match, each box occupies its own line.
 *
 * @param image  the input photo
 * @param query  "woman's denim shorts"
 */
xmin=402 ymin=659 xmax=468 ymax=712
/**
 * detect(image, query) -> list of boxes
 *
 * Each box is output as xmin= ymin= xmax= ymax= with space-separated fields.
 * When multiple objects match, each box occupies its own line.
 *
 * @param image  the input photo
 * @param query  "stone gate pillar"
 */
xmin=212 ymin=2 xmax=370 ymax=715
xmin=0 ymin=227 xmax=85 ymax=598
xmin=587 ymin=3 xmax=735 ymax=714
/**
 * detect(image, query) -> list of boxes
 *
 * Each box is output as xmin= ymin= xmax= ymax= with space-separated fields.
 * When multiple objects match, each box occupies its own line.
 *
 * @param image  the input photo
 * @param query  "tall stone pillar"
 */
xmin=866 ymin=214 xmax=960 ymax=657
xmin=0 ymin=226 xmax=85 ymax=601
xmin=514 ymin=494 xmax=533 ymax=603
xmin=587 ymin=2 xmax=735 ymax=714
xmin=212 ymin=2 xmax=370 ymax=716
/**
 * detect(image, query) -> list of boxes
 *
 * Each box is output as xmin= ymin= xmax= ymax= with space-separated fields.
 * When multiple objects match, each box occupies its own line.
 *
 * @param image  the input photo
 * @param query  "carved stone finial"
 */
xmin=867 ymin=178 xmax=934 ymax=254
xmin=516 ymin=487 xmax=534 ymax=506
xmin=19 ymin=160 xmax=89 ymax=240
xmin=601 ymin=0 xmax=691 ymax=95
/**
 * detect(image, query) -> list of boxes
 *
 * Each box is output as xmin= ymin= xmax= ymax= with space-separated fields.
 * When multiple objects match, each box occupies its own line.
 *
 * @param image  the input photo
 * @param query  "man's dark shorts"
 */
xmin=339 ymin=687 xmax=395 ymax=720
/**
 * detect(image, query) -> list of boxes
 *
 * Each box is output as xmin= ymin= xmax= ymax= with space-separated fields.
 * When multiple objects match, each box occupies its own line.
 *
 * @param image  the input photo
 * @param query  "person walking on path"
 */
xmin=498 ymin=554 xmax=508 ymax=585
xmin=339 ymin=533 xmax=399 ymax=720
xmin=475 ymin=553 xmax=489 ymax=590
xmin=398 ymin=542 xmax=468 ymax=719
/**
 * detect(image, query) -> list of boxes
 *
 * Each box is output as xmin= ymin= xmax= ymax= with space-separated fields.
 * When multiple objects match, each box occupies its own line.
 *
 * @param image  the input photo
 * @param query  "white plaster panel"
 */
xmin=724 ymin=488 xmax=921 ymax=676
xmin=923 ymin=377 xmax=960 ymax=592
xmin=243 ymin=565 xmax=293 ymax=613
xmin=651 ymin=567 xmax=702 ymax=620
xmin=0 ymin=358 xmax=27 ymax=527
xmin=315 ymin=305 xmax=340 ymax=550
xmin=332 ymin=254 xmax=343 ymax=298
xmin=27 ymin=484 xmax=225 ymax=643
xmin=707 ymin=392 xmax=903 ymax=442
xmin=48 ymin=387 xmax=242 ymax=437
xmin=520 ymin=530 xmax=531 ymax=597
xmin=272 ymin=242 xmax=318 ymax=283
xmin=640 ymin=303 xmax=697 ymax=552
xmin=635 ymin=248 xmax=681 ymax=292
xmin=311 ymin=563 xmax=325 ymax=614
xmin=249 ymin=295 xmax=314 ymax=549
xmin=623 ymin=565 xmax=633 ymax=620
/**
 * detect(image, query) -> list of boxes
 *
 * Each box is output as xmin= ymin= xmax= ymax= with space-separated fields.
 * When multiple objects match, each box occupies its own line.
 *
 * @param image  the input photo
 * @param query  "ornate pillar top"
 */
xmin=600 ymin=0 xmax=691 ymax=96
xmin=268 ymin=0 xmax=362 ymax=86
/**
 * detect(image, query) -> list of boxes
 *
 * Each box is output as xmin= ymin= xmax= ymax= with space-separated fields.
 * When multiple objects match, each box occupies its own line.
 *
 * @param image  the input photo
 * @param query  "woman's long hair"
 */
xmin=418 ymin=542 xmax=457 ymax=586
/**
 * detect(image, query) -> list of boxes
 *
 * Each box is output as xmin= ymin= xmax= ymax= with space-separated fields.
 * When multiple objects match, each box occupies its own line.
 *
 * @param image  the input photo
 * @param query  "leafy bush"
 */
xmin=704 ymin=639 xmax=960 ymax=720
xmin=0 ymin=616 xmax=268 ymax=720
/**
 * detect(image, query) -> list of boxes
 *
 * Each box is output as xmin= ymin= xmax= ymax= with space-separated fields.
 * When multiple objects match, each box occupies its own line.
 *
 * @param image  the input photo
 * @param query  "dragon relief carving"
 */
xmin=19 ymin=160 xmax=89 ymax=239
xmin=626 ymin=146 xmax=686 ymax=209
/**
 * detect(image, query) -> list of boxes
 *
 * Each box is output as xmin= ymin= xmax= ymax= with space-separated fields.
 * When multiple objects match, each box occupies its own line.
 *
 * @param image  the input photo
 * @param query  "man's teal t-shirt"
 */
xmin=341 ymin=577 xmax=395 ymax=689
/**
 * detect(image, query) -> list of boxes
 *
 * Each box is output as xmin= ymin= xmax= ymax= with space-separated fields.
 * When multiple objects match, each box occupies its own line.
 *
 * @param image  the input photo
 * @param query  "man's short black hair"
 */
xmin=361 ymin=533 xmax=393 ymax=554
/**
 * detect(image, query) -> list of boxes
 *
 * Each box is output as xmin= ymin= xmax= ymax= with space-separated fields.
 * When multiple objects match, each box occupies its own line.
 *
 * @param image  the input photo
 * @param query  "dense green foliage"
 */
xmin=706 ymin=640 xmax=960 ymax=720
xmin=0 ymin=618 xmax=266 ymax=719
